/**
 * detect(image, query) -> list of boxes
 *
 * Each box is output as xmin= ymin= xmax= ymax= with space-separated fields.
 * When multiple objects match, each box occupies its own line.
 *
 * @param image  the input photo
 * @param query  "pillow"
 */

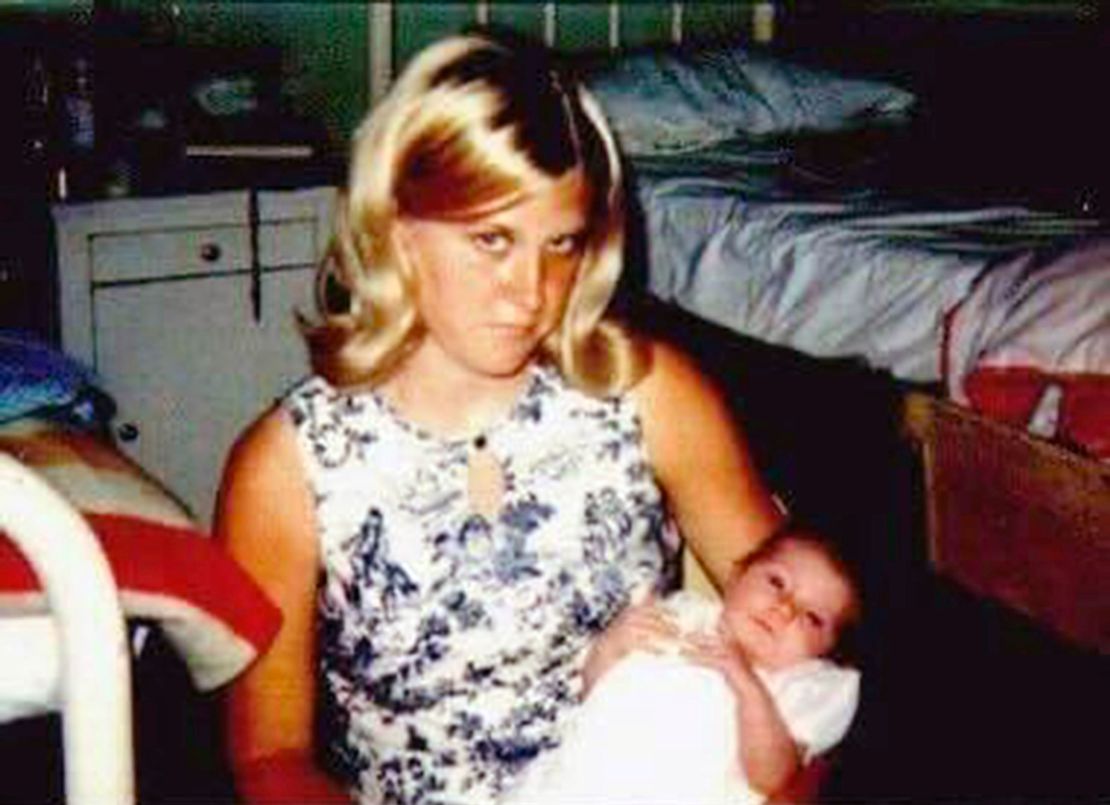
xmin=0 ymin=418 xmax=282 ymax=708
xmin=0 ymin=332 xmax=99 ymax=425
xmin=584 ymin=44 xmax=916 ymax=155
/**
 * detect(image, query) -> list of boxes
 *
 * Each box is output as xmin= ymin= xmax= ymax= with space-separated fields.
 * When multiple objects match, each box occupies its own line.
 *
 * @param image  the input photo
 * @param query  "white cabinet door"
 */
xmin=95 ymin=274 xmax=253 ymax=523
xmin=94 ymin=266 xmax=315 ymax=526
xmin=56 ymin=187 xmax=334 ymax=528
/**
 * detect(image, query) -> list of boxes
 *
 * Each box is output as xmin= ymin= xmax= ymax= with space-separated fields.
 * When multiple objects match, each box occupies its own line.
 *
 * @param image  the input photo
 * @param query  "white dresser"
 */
xmin=54 ymin=187 xmax=336 ymax=527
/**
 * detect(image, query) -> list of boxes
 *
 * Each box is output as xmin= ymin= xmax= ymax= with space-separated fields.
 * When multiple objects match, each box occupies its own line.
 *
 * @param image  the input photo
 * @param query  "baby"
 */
xmin=504 ymin=527 xmax=862 ymax=805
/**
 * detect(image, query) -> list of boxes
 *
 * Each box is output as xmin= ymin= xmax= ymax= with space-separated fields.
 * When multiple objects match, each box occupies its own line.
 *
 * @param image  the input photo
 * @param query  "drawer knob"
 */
xmin=199 ymin=242 xmax=222 ymax=262
xmin=116 ymin=422 xmax=140 ymax=443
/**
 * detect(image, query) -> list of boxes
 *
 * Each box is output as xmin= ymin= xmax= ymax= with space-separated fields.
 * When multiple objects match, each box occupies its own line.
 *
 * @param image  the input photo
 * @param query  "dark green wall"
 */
xmin=3 ymin=1 xmax=1096 ymax=152
xmin=104 ymin=1 xmax=368 ymax=153
xmin=0 ymin=2 xmax=765 ymax=151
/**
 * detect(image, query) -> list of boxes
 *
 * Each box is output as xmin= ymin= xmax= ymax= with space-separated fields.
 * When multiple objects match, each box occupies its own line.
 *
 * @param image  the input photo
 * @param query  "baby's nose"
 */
xmin=769 ymin=595 xmax=799 ymax=623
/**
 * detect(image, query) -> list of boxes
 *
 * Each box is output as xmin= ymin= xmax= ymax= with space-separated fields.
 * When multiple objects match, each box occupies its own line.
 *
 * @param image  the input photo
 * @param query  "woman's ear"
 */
xmin=390 ymin=219 xmax=419 ymax=280
xmin=391 ymin=219 xmax=411 ymax=263
xmin=388 ymin=221 xmax=425 ymax=313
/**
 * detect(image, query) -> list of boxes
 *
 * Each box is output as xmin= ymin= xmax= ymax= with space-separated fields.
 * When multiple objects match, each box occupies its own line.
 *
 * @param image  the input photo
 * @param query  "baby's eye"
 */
xmin=547 ymin=233 xmax=584 ymax=257
xmin=765 ymin=571 xmax=785 ymax=590
xmin=804 ymin=611 xmax=825 ymax=630
xmin=471 ymin=230 xmax=511 ymax=254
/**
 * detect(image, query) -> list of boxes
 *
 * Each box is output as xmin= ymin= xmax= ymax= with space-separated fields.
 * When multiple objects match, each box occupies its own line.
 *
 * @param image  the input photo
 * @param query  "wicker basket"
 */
xmin=904 ymin=393 xmax=1110 ymax=653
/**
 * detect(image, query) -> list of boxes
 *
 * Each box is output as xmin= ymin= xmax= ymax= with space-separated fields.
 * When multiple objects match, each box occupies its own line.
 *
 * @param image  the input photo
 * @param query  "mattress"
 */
xmin=635 ymin=141 xmax=1104 ymax=385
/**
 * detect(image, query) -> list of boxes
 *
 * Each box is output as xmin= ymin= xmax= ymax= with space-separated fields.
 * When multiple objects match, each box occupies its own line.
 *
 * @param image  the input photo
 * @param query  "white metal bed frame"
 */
xmin=0 ymin=454 xmax=134 ymax=805
xmin=365 ymin=1 xmax=777 ymax=104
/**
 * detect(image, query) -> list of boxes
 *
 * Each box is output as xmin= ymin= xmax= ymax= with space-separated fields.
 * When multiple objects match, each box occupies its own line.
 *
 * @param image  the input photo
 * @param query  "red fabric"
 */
xmin=964 ymin=367 xmax=1110 ymax=460
xmin=964 ymin=367 xmax=1052 ymax=428
xmin=1059 ymin=374 xmax=1110 ymax=460
xmin=0 ymin=514 xmax=281 ymax=655
xmin=0 ymin=419 xmax=282 ymax=688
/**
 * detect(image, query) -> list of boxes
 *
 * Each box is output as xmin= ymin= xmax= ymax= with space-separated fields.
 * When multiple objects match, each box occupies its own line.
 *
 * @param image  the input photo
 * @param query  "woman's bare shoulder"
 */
xmin=631 ymin=337 xmax=727 ymax=432
xmin=225 ymin=406 xmax=299 ymax=473
xmin=215 ymin=406 xmax=313 ymax=551
xmin=631 ymin=335 xmax=782 ymax=583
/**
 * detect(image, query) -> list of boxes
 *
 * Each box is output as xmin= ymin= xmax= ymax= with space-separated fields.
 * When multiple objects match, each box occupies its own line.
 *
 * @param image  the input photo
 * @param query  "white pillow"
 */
xmin=586 ymin=44 xmax=916 ymax=155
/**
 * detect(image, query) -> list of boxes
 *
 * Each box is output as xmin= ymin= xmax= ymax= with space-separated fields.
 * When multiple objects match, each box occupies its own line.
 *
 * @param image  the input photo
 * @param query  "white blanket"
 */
xmin=503 ymin=593 xmax=860 ymax=805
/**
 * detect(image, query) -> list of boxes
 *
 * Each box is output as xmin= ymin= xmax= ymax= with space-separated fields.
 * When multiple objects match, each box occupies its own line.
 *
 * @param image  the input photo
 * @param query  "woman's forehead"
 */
xmin=445 ymin=168 xmax=591 ymax=227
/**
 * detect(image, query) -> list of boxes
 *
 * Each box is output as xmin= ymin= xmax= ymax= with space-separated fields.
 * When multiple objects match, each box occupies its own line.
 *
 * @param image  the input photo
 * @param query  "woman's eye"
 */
xmin=548 ymin=233 xmax=583 ymax=256
xmin=805 ymin=611 xmax=825 ymax=630
xmin=471 ymin=231 xmax=511 ymax=253
xmin=766 ymin=572 xmax=785 ymax=590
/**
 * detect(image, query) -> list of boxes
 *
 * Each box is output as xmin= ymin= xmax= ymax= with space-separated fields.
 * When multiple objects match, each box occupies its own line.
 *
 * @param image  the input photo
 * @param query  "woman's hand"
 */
xmin=681 ymin=630 xmax=757 ymax=695
xmin=581 ymin=596 xmax=678 ymax=694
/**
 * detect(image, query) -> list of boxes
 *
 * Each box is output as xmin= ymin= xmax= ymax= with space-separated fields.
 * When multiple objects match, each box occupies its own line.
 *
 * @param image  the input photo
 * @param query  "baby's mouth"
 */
xmin=750 ymin=613 xmax=775 ymax=636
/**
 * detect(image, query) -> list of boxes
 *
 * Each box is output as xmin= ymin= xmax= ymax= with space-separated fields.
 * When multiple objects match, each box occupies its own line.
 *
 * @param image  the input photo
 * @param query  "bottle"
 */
xmin=64 ymin=57 xmax=95 ymax=151
xmin=57 ymin=55 xmax=97 ymax=200
xmin=25 ymin=55 xmax=53 ymax=201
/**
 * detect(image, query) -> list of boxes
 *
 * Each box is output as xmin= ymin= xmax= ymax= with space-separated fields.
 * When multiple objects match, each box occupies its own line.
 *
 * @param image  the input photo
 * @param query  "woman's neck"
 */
xmin=379 ymin=351 xmax=535 ymax=441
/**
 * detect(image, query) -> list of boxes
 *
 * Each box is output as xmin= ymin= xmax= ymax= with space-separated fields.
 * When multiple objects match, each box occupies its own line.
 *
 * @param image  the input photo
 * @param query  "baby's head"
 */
xmin=720 ymin=526 xmax=861 ymax=671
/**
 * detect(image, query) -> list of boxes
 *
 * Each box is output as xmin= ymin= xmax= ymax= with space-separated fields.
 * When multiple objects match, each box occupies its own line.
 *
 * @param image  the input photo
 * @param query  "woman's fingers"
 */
xmin=582 ymin=597 xmax=677 ymax=692
xmin=619 ymin=600 xmax=679 ymax=652
xmin=681 ymin=633 xmax=732 ymax=669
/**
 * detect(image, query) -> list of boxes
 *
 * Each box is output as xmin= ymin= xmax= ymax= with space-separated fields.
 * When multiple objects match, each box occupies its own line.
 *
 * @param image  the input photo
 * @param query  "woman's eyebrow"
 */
xmin=550 ymin=226 xmax=587 ymax=239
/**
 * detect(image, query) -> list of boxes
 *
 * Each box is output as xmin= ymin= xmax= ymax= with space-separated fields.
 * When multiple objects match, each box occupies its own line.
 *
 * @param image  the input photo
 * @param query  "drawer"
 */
xmin=258 ymin=220 xmax=319 ymax=268
xmin=90 ymin=220 xmax=319 ymax=284
xmin=91 ymin=226 xmax=249 ymax=283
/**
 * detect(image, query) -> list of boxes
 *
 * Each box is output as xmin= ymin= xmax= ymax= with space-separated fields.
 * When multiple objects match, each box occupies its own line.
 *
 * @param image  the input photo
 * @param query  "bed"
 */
xmin=579 ymin=24 xmax=1109 ymax=462
xmin=575 ymin=18 xmax=1108 ymax=798
xmin=0 ymin=331 xmax=281 ymax=801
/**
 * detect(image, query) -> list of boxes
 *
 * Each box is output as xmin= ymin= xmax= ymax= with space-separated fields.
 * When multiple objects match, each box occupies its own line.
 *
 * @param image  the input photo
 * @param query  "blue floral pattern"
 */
xmin=284 ymin=363 xmax=678 ymax=803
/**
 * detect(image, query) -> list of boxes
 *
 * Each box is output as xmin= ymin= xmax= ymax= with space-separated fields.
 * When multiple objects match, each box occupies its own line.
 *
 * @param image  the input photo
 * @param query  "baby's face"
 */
xmin=720 ymin=539 xmax=855 ymax=671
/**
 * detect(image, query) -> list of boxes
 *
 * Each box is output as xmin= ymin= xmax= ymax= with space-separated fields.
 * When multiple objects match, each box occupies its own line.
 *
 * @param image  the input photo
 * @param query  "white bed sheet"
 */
xmin=0 ymin=615 xmax=62 ymax=722
xmin=638 ymin=174 xmax=1103 ymax=384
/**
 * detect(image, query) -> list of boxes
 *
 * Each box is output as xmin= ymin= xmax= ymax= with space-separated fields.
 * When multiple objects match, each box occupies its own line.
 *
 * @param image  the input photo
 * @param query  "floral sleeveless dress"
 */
xmin=282 ymin=362 xmax=679 ymax=804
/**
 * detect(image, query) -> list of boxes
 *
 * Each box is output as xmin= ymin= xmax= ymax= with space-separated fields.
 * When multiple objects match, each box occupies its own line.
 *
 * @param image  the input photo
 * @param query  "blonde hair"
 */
xmin=304 ymin=34 xmax=646 ymax=395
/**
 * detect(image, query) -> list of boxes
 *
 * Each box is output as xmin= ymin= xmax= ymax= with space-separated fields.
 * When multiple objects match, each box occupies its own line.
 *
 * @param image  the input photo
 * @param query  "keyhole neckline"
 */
xmin=364 ymin=361 xmax=548 ymax=452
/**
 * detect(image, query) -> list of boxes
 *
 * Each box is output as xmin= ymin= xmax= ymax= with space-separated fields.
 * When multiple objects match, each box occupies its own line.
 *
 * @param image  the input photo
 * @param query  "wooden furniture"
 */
xmin=54 ymin=187 xmax=335 ymax=526
xmin=904 ymin=392 xmax=1110 ymax=653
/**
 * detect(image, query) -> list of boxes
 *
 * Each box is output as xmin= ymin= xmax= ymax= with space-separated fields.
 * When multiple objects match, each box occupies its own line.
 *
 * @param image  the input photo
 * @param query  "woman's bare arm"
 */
xmin=214 ymin=409 xmax=349 ymax=803
xmin=635 ymin=339 xmax=784 ymax=588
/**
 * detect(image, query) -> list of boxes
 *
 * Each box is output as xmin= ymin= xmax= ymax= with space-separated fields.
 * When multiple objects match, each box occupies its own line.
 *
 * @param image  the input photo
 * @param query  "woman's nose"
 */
xmin=500 ymin=250 xmax=544 ymax=313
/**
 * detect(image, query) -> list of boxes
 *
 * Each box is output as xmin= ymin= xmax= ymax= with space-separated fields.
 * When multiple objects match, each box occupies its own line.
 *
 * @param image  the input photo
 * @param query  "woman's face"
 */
xmin=395 ymin=169 xmax=591 ymax=383
xmin=721 ymin=539 xmax=855 ymax=671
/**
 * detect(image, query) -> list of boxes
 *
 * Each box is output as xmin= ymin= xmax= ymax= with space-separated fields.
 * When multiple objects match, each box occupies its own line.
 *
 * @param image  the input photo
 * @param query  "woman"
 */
xmin=216 ymin=34 xmax=782 ymax=804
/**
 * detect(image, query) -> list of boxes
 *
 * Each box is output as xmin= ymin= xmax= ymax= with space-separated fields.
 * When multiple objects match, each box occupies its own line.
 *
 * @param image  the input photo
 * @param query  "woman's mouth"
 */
xmin=486 ymin=323 xmax=535 ymax=337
